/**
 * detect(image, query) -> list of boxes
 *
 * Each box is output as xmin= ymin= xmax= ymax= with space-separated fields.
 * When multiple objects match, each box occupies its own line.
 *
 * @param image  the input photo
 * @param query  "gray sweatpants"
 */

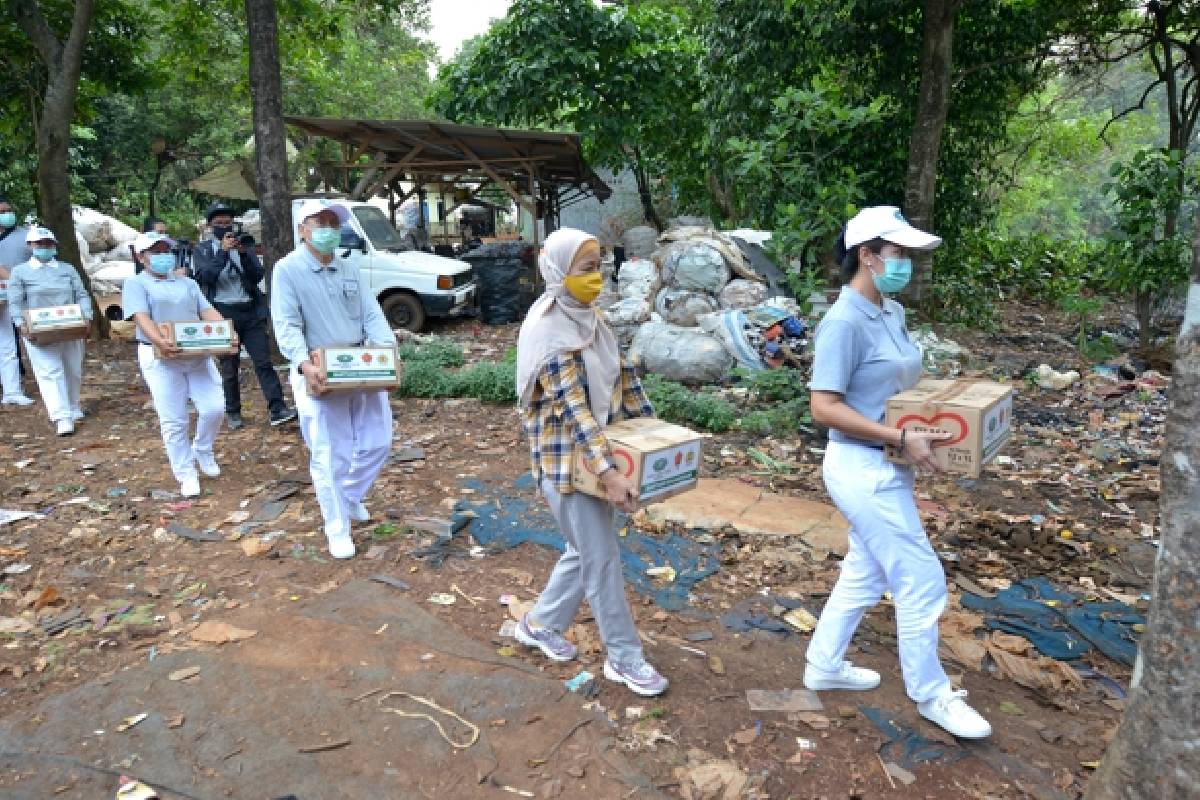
xmin=530 ymin=477 xmax=643 ymax=664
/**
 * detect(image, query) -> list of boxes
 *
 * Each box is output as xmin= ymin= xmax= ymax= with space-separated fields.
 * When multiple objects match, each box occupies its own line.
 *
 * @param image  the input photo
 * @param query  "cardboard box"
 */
xmin=313 ymin=346 xmax=402 ymax=392
xmin=885 ymin=379 xmax=1013 ymax=477
xmin=24 ymin=304 xmax=89 ymax=345
xmin=571 ymin=417 xmax=704 ymax=503
xmin=156 ymin=320 xmax=239 ymax=358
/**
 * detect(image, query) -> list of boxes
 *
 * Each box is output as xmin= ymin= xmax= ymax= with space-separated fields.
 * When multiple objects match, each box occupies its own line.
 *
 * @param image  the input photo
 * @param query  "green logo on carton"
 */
xmin=336 ymin=354 xmax=354 ymax=364
xmin=653 ymin=457 xmax=668 ymax=472
xmin=183 ymin=326 xmax=198 ymax=335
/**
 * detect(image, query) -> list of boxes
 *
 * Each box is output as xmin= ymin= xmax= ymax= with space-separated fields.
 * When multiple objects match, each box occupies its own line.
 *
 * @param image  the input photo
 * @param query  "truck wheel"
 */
xmin=381 ymin=293 xmax=426 ymax=332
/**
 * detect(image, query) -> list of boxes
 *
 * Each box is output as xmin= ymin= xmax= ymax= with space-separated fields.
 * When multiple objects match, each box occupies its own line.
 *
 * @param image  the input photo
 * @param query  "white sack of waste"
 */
xmin=603 ymin=297 xmax=652 ymax=327
xmin=630 ymin=321 xmax=734 ymax=385
xmin=617 ymin=257 xmax=661 ymax=301
xmin=622 ymin=225 xmax=659 ymax=258
xmin=719 ymin=279 xmax=769 ymax=310
xmin=658 ymin=241 xmax=730 ymax=293
xmin=655 ymin=287 xmax=719 ymax=327
xmin=698 ymin=310 xmax=767 ymax=371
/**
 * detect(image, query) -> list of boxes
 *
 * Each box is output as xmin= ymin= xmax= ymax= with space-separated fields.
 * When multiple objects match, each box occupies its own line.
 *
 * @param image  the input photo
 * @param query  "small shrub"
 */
xmin=398 ymin=359 xmax=453 ymax=397
xmin=643 ymin=373 xmax=737 ymax=433
xmin=397 ymin=337 xmax=466 ymax=367
xmin=452 ymin=361 xmax=518 ymax=404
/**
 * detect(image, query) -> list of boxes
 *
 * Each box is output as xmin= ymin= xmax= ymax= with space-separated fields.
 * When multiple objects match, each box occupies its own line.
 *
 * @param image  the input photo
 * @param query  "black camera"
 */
xmin=213 ymin=222 xmax=255 ymax=249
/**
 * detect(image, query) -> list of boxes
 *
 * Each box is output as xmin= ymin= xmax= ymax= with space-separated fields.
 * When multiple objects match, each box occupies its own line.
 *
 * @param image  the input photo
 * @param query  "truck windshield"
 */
xmin=352 ymin=206 xmax=408 ymax=252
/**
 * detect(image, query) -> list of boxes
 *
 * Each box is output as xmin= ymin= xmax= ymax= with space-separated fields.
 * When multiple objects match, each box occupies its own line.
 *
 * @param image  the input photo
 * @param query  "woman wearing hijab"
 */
xmin=122 ymin=232 xmax=231 ymax=499
xmin=7 ymin=226 xmax=91 ymax=435
xmin=803 ymin=206 xmax=991 ymax=739
xmin=514 ymin=228 xmax=667 ymax=697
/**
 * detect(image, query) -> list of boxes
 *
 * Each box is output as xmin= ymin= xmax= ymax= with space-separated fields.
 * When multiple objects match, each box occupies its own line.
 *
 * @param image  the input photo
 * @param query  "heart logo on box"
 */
xmin=895 ymin=411 xmax=969 ymax=447
xmin=582 ymin=448 xmax=635 ymax=477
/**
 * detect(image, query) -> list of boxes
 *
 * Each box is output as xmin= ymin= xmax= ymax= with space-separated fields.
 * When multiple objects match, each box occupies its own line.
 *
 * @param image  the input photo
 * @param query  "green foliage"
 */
xmin=642 ymin=373 xmax=737 ymax=433
xmin=726 ymin=76 xmax=885 ymax=271
xmin=429 ymin=0 xmax=705 ymax=224
xmin=1101 ymin=148 xmax=1192 ymax=300
xmin=396 ymin=351 xmax=517 ymax=405
xmin=927 ymin=231 xmax=1100 ymax=325
xmin=732 ymin=368 xmax=812 ymax=435
xmin=451 ymin=362 xmax=518 ymax=404
xmin=397 ymin=337 xmax=466 ymax=368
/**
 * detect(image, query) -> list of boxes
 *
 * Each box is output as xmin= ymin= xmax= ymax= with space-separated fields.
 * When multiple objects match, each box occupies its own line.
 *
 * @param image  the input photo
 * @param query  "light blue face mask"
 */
xmin=147 ymin=253 xmax=176 ymax=275
xmin=871 ymin=256 xmax=913 ymax=294
xmin=32 ymin=247 xmax=57 ymax=262
xmin=0 ymin=212 xmax=16 ymax=228
xmin=308 ymin=227 xmax=341 ymax=254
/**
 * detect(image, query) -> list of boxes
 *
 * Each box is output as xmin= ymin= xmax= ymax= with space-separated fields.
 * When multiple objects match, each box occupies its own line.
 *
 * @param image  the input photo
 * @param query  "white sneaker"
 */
xmin=55 ymin=419 xmax=75 ymax=436
xmin=180 ymin=476 xmax=201 ymax=498
xmin=803 ymin=660 xmax=881 ymax=691
xmin=326 ymin=531 xmax=356 ymax=559
xmin=2 ymin=395 xmax=35 ymax=406
xmin=349 ymin=501 xmax=370 ymax=522
xmin=918 ymin=689 xmax=992 ymax=739
xmin=194 ymin=450 xmax=221 ymax=477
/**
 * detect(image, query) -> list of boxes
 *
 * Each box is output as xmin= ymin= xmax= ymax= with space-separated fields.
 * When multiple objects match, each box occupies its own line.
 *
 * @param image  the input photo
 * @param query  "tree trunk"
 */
xmin=10 ymin=0 xmax=109 ymax=338
xmin=630 ymin=147 xmax=664 ymax=231
xmin=245 ymin=0 xmax=293 ymax=286
xmin=902 ymin=0 xmax=960 ymax=307
xmin=1084 ymin=182 xmax=1200 ymax=800
xmin=1136 ymin=288 xmax=1153 ymax=351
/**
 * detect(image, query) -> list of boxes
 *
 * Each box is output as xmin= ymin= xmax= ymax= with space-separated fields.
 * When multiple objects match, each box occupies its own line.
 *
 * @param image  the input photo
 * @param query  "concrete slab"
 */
xmin=645 ymin=478 xmax=849 ymax=558
xmin=0 ymin=580 xmax=662 ymax=800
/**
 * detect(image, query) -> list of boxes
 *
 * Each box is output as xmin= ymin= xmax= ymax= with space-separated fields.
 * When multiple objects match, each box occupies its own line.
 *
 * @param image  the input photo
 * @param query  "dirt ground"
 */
xmin=0 ymin=304 xmax=1166 ymax=799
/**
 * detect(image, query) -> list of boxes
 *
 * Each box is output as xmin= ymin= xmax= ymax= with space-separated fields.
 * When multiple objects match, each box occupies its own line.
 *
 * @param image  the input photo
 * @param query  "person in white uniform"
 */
xmin=7 ymin=226 xmax=90 ymax=435
xmin=0 ymin=197 xmax=35 ymax=406
xmin=271 ymin=200 xmax=396 ymax=559
xmin=122 ymin=232 xmax=231 ymax=498
xmin=803 ymin=206 xmax=992 ymax=740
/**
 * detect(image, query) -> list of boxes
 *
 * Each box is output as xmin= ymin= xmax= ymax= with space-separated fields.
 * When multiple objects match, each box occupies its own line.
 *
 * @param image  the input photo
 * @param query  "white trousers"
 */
xmin=290 ymin=371 xmax=393 ymax=539
xmin=0 ymin=304 xmax=23 ymax=399
xmin=806 ymin=441 xmax=951 ymax=703
xmin=138 ymin=346 xmax=224 ymax=482
xmin=25 ymin=338 xmax=84 ymax=422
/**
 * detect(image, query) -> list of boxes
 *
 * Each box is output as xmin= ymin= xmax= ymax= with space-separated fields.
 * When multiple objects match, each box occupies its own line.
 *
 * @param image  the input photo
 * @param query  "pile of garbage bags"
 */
xmin=604 ymin=224 xmax=809 ymax=385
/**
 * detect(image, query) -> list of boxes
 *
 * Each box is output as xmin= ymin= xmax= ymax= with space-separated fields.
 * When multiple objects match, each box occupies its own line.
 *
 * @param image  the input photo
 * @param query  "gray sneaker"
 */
xmin=514 ymin=614 xmax=577 ymax=662
xmin=604 ymin=657 xmax=668 ymax=696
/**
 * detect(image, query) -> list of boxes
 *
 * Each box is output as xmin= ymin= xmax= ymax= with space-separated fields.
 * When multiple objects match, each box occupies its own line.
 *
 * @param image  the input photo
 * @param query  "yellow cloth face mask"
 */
xmin=563 ymin=272 xmax=604 ymax=304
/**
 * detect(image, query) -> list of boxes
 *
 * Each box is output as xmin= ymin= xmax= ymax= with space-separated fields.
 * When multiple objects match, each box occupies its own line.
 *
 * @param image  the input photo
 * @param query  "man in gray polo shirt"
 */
xmin=0 ymin=196 xmax=34 ymax=406
xmin=271 ymin=200 xmax=396 ymax=559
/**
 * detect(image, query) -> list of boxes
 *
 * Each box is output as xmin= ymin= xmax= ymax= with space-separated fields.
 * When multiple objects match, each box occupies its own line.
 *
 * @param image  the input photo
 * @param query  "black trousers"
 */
xmin=215 ymin=303 xmax=285 ymax=416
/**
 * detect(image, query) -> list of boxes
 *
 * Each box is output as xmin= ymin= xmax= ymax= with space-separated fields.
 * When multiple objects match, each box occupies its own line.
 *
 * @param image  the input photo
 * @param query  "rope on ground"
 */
xmin=378 ymin=691 xmax=480 ymax=750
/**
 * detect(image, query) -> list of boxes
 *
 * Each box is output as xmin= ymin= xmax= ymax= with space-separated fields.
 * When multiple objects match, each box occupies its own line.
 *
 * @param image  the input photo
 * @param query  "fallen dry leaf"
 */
xmin=190 ymin=620 xmax=258 ymax=644
xmin=239 ymin=538 xmax=274 ymax=557
xmin=168 ymin=666 xmax=201 ymax=681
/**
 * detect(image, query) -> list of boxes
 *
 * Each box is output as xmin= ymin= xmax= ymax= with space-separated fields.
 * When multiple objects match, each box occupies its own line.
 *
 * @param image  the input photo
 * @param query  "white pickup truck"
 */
xmin=292 ymin=198 xmax=476 ymax=331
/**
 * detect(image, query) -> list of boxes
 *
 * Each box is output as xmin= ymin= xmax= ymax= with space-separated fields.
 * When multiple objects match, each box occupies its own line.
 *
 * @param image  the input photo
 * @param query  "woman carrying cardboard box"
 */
xmin=804 ymin=206 xmax=992 ymax=739
xmin=7 ymin=226 xmax=90 ymax=436
xmin=123 ymin=232 xmax=231 ymax=498
xmin=514 ymin=228 xmax=667 ymax=697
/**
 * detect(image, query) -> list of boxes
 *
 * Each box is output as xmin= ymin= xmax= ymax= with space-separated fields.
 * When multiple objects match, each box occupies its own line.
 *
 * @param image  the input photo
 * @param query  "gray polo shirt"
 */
xmin=809 ymin=285 xmax=923 ymax=446
xmin=207 ymin=240 xmax=252 ymax=304
xmin=121 ymin=270 xmax=212 ymax=344
xmin=0 ymin=226 xmax=31 ymax=269
xmin=270 ymin=245 xmax=395 ymax=368
xmin=7 ymin=259 xmax=92 ymax=323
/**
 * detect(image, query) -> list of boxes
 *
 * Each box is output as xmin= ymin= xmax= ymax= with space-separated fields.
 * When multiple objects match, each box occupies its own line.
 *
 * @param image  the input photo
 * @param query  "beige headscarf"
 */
xmin=516 ymin=228 xmax=621 ymax=425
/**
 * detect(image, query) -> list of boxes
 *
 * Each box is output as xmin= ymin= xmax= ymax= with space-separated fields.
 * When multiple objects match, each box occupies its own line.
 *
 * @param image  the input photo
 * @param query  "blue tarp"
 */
xmin=456 ymin=474 xmax=720 ymax=610
xmin=859 ymin=706 xmax=967 ymax=767
xmin=959 ymin=577 xmax=1145 ymax=666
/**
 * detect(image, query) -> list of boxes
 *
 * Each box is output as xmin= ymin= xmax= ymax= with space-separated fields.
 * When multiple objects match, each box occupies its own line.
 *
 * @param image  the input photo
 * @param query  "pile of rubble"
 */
xmin=601 ymin=224 xmax=808 ymax=385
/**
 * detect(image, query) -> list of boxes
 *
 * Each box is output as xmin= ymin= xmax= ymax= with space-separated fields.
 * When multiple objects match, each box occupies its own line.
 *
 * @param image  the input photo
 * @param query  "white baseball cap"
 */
xmin=295 ymin=199 xmax=350 ymax=227
xmin=845 ymin=206 xmax=942 ymax=251
xmin=132 ymin=231 xmax=176 ymax=253
xmin=25 ymin=226 xmax=57 ymax=243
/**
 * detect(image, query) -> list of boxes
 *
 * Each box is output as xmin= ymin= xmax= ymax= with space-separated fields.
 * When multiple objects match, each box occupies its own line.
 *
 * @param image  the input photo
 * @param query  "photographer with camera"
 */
xmin=192 ymin=203 xmax=295 ymax=429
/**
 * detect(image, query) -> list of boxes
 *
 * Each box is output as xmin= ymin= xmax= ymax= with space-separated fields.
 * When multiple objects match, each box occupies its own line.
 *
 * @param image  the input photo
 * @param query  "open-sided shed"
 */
xmin=284 ymin=117 xmax=611 ymax=245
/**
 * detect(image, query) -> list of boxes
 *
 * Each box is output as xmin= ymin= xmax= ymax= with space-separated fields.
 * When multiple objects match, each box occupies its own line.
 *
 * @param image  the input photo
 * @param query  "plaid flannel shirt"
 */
xmin=521 ymin=351 xmax=655 ymax=493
